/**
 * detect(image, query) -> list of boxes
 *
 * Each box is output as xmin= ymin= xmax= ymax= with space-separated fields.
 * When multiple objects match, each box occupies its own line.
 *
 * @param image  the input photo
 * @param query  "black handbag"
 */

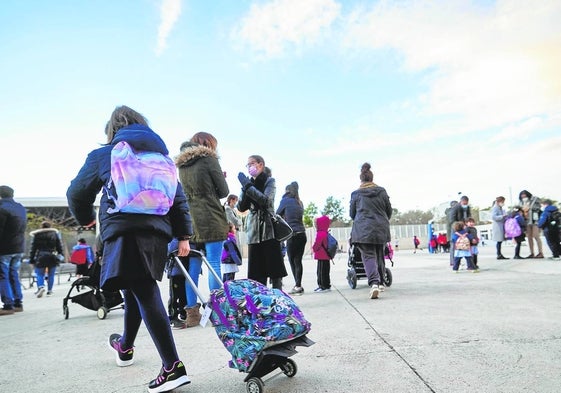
xmin=269 ymin=213 xmax=293 ymax=242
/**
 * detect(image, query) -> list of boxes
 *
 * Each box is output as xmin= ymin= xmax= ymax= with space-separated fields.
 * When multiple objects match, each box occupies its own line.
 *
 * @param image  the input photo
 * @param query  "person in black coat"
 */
xmin=0 ymin=185 xmax=27 ymax=315
xmin=66 ymin=105 xmax=192 ymax=393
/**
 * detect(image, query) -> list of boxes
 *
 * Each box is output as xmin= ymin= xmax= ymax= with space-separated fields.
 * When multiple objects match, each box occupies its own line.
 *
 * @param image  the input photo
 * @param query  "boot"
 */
xmin=185 ymin=303 xmax=201 ymax=327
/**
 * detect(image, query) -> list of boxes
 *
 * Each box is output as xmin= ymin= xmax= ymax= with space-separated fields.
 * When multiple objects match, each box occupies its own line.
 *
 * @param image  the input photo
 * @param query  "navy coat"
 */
xmin=350 ymin=183 xmax=392 ymax=245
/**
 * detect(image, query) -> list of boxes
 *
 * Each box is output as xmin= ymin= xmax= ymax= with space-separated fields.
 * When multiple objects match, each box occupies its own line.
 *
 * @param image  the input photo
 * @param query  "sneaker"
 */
xmin=14 ymin=305 xmax=23 ymax=312
xmin=46 ymin=291 xmax=53 ymax=297
xmin=108 ymin=333 xmax=134 ymax=367
xmin=369 ymin=286 xmax=380 ymax=299
xmin=378 ymin=285 xmax=385 ymax=292
xmin=467 ymin=269 xmax=480 ymax=273
xmin=289 ymin=286 xmax=304 ymax=295
xmin=0 ymin=307 xmax=15 ymax=316
xmin=170 ymin=319 xmax=186 ymax=330
xmin=35 ymin=287 xmax=46 ymax=298
xmin=313 ymin=287 xmax=323 ymax=292
xmin=148 ymin=360 xmax=190 ymax=393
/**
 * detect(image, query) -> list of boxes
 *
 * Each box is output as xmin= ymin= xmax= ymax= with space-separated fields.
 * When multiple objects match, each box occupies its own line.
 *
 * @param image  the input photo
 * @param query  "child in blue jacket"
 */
xmin=451 ymin=221 xmax=478 ymax=272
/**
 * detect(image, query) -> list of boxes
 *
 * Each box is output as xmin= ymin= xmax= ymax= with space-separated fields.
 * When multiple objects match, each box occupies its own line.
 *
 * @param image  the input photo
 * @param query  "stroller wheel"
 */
xmin=97 ymin=306 xmax=108 ymax=320
xmin=63 ymin=305 xmax=69 ymax=320
xmin=246 ymin=377 xmax=264 ymax=393
xmin=281 ymin=358 xmax=297 ymax=377
xmin=383 ymin=268 xmax=393 ymax=287
xmin=347 ymin=269 xmax=357 ymax=289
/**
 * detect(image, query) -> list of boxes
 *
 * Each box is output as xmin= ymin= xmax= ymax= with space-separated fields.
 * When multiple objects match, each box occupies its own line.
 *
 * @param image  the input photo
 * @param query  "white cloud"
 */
xmin=341 ymin=0 xmax=561 ymax=132
xmin=232 ymin=0 xmax=341 ymax=59
xmin=156 ymin=0 xmax=182 ymax=56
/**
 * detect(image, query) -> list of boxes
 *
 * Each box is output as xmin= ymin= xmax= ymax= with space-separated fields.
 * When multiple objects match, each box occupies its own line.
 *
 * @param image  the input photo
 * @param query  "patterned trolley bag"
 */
xmin=208 ymin=279 xmax=312 ymax=372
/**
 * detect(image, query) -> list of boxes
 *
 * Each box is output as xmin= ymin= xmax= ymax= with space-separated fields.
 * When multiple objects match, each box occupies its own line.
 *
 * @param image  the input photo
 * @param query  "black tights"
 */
xmin=496 ymin=241 xmax=503 ymax=257
xmin=121 ymin=278 xmax=179 ymax=369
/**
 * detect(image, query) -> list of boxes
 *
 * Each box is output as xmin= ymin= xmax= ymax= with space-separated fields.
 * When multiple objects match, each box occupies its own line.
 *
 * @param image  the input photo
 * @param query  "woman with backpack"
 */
xmin=349 ymin=163 xmax=392 ymax=299
xmin=491 ymin=196 xmax=509 ymax=260
xmin=67 ymin=105 xmax=193 ymax=393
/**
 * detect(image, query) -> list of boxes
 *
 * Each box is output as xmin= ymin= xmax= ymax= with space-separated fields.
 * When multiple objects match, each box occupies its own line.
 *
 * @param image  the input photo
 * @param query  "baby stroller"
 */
xmin=346 ymin=242 xmax=393 ymax=289
xmin=169 ymin=249 xmax=314 ymax=393
xmin=62 ymin=253 xmax=123 ymax=320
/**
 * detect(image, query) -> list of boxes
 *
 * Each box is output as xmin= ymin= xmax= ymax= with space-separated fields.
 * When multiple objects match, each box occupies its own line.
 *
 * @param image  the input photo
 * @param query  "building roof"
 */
xmin=17 ymin=196 xmax=101 ymax=208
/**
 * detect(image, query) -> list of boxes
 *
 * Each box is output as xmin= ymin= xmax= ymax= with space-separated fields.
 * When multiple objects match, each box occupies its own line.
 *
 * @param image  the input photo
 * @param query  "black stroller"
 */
xmin=62 ymin=253 xmax=123 ymax=320
xmin=346 ymin=242 xmax=393 ymax=289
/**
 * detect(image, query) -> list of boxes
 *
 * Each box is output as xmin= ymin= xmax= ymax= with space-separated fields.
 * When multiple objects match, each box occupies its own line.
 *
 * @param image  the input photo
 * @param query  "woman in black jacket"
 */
xmin=237 ymin=155 xmax=287 ymax=289
xmin=350 ymin=163 xmax=392 ymax=300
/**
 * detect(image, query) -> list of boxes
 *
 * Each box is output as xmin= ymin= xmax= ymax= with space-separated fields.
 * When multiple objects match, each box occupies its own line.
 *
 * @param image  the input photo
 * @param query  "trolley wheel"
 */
xmin=246 ymin=377 xmax=265 ymax=393
xmin=347 ymin=269 xmax=357 ymax=289
xmin=63 ymin=305 xmax=69 ymax=320
xmin=383 ymin=268 xmax=393 ymax=287
xmin=281 ymin=358 xmax=297 ymax=377
xmin=97 ymin=306 xmax=108 ymax=320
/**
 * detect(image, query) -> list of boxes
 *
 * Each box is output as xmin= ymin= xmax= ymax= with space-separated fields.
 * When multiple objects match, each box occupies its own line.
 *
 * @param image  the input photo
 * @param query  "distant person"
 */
xmin=437 ymin=233 xmax=448 ymax=253
xmin=491 ymin=196 xmax=509 ymax=260
xmin=0 ymin=185 xmax=27 ymax=315
xmin=224 ymin=194 xmax=242 ymax=231
xmin=237 ymin=155 xmax=287 ymax=289
xmin=537 ymin=199 xmax=561 ymax=260
xmin=70 ymin=238 xmax=95 ymax=277
xmin=519 ymin=190 xmax=544 ymax=258
xmin=312 ymin=215 xmax=332 ymax=293
xmin=394 ymin=238 xmax=399 ymax=252
xmin=276 ymin=181 xmax=307 ymax=295
xmin=448 ymin=196 xmax=471 ymax=265
xmin=510 ymin=207 xmax=526 ymax=259
xmin=29 ymin=221 xmax=64 ymax=297
xmin=221 ymin=223 xmax=242 ymax=281
xmin=349 ymin=163 xmax=392 ymax=299
xmin=66 ymin=105 xmax=192 ymax=392
xmin=451 ymin=221 xmax=478 ymax=272
xmin=413 ymin=235 xmax=421 ymax=253
xmin=465 ymin=218 xmax=479 ymax=268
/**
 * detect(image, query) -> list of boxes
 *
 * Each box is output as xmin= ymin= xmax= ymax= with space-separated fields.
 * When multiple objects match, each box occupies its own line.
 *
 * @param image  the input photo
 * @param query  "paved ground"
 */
xmin=2 ymin=242 xmax=561 ymax=393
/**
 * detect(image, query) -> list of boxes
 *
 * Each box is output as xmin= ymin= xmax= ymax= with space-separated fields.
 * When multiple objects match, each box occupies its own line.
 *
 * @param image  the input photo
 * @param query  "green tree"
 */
xmin=303 ymin=202 xmax=319 ymax=228
xmin=321 ymin=196 xmax=344 ymax=223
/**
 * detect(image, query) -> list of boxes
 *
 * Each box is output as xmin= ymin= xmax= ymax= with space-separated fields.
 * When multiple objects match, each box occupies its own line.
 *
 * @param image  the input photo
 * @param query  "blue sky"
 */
xmin=1 ymin=0 xmax=560 ymax=216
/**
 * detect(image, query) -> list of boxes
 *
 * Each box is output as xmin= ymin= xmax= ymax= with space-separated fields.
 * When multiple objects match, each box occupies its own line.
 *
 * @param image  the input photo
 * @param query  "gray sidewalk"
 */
xmin=2 ymin=243 xmax=561 ymax=393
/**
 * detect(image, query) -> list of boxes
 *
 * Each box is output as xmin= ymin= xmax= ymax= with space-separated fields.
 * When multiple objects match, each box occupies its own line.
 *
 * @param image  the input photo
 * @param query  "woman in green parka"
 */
xmin=176 ymin=132 xmax=229 ymax=325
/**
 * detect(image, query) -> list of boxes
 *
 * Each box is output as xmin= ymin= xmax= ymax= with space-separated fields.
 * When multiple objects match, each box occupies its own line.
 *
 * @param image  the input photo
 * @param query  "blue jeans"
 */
xmin=35 ymin=266 xmax=57 ymax=291
xmin=0 ymin=253 xmax=24 ymax=307
xmin=185 ymin=241 xmax=223 ymax=307
xmin=184 ymin=256 xmax=202 ymax=308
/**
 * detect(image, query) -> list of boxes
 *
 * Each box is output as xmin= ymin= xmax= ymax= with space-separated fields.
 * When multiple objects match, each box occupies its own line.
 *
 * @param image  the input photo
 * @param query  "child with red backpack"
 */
xmin=70 ymin=238 xmax=95 ymax=277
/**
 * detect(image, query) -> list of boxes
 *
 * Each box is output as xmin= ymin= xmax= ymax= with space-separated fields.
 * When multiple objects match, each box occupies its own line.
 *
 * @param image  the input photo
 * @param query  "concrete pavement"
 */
xmin=2 ymin=242 xmax=561 ymax=393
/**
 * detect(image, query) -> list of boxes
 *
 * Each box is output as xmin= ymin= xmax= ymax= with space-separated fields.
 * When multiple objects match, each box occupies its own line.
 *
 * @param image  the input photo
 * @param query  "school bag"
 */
xmin=106 ymin=141 xmax=177 ymax=215
xmin=323 ymin=232 xmax=338 ymax=260
xmin=209 ymin=279 xmax=311 ymax=372
xmin=454 ymin=233 xmax=471 ymax=250
xmin=70 ymin=248 xmax=88 ymax=265
xmin=504 ymin=217 xmax=522 ymax=238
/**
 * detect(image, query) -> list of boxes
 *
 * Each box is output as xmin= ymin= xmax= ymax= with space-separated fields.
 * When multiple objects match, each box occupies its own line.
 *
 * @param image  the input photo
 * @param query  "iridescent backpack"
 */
xmin=106 ymin=141 xmax=177 ymax=215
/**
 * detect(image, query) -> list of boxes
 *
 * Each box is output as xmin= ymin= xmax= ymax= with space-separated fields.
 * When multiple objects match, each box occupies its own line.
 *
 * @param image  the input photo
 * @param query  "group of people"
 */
xmin=491 ymin=191 xmax=560 ymax=261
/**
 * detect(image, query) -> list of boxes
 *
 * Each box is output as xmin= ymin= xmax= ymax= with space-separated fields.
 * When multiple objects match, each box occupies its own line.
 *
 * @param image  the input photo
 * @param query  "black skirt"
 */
xmin=100 ymin=232 xmax=168 ymax=291
xmin=247 ymin=238 xmax=287 ymax=280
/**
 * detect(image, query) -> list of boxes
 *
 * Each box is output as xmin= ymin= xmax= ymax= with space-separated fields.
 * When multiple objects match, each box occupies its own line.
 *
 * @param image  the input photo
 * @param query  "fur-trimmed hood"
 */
xmin=175 ymin=143 xmax=219 ymax=168
xmin=30 ymin=227 xmax=60 ymax=237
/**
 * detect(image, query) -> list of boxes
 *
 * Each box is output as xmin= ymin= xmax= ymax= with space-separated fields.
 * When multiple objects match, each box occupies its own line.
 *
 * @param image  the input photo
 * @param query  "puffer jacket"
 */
xmin=276 ymin=193 xmax=305 ymax=233
xmin=175 ymin=143 xmax=229 ymax=243
xmin=237 ymin=172 xmax=276 ymax=245
xmin=350 ymin=182 xmax=392 ymax=244
xmin=0 ymin=197 xmax=27 ymax=254
xmin=29 ymin=228 xmax=63 ymax=268
xmin=312 ymin=215 xmax=331 ymax=260
xmin=66 ymin=124 xmax=192 ymax=243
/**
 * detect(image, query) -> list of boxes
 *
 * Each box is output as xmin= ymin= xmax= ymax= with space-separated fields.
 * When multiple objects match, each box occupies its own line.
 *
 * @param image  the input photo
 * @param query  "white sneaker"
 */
xmin=369 ymin=286 xmax=380 ymax=299
xmin=378 ymin=285 xmax=385 ymax=292
xmin=35 ymin=287 xmax=46 ymax=298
